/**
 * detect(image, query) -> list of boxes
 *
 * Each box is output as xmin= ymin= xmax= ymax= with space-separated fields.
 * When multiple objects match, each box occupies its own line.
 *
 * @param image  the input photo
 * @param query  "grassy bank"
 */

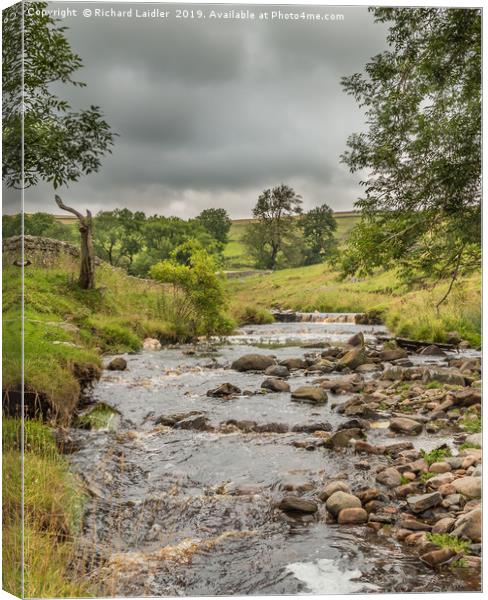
xmin=227 ymin=263 xmax=481 ymax=347
xmin=2 ymin=419 xmax=92 ymax=597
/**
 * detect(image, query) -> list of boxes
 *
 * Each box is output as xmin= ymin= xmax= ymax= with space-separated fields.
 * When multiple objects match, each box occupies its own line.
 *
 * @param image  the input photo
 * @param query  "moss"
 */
xmin=426 ymin=533 xmax=470 ymax=554
xmin=420 ymin=471 xmax=436 ymax=482
xmin=460 ymin=414 xmax=481 ymax=434
xmin=425 ymin=381 xmax=443 ymax=390
xmin=420 ymin=446 xmax=452 ymax=466
xmin=459 ymin=442 xmax=481 ymax=451
xmin=76 ymin=403 xmax=119 ymax=431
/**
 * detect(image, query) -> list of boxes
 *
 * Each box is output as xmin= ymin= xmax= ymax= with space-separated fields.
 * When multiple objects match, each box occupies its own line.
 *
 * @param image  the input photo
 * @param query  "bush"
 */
xmin=235 ymin=306 xmax=274 ymax=325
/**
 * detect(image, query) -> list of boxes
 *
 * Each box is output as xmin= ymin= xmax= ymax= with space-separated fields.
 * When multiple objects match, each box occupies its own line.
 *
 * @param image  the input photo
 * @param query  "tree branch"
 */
xmin=54 ymin=194 xmax=85 ymax=221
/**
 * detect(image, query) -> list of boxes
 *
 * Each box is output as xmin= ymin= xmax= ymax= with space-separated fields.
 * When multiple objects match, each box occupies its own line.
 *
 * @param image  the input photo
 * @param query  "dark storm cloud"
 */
xmin=22 ymin=3 xmax=389 ymax=217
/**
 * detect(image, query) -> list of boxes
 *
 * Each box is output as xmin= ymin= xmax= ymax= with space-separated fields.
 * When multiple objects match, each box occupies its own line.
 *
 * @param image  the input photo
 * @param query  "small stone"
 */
xmin=376 ymin=467 xmax=402 ymax=488
xmin=326 ymin=428 xmax=364 ymax=449
xmin=451 ymin=508 xmax=481 ymax=542
xmin=429 ymin=462 xmax=451 ymax=473
xmin=326 ymin=491 xmax=361 ymax=518
xmin=337 ymin=347 xmax=368 ymax=370
xmin=319 ymin=480 xmax=351 ymax=501
xmin=207 ymin=382 xmax=241 ymax=398
xmin=346 ymin=332 xmax=364 ymax=347
xmin=452 ymin=476 xmax=481 ymax=499
xmin=291 ymin=386 xmax=327 ymax=403
xmin=431 ymin=517 xmax=455 ymax=534
xmin=407 ymin=492 xmax=442 ymax=513
xmin=420 ymin=548 xmax=456 ymax=568
xmin=261 ymin=378 xmax=290 ymax=393
xmin=264 ymin=365 xmax=290 ymax=378
xmin=107 ymin=357 xmax=127 ymax=371
xmin=389 ymin=417 xmax=423 ymax=435
xmin=337 ymin=507 xmax=368 ymax=524
xmin=278 ymin=496 xmax=318 ymax=513
xmin=397 ymin=518 xmax=432 ymax=531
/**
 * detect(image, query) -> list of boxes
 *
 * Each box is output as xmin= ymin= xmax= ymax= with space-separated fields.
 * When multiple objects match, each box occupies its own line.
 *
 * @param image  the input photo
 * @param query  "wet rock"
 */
xmin=384 ymin=441 xmax=414 ymax=457
xmin=431 ymin=517 xmax=456 ymax=534
xmin=380 ymin=348 xmax=408 ymax=361
xmin=337 ymin=507 xmax=368 ymax=524
xmin=261 ymin=378 xmax=290 ymax=393
xmin=356 ymin=488 xmax=382 ymax=504
xmin=326 ymin=428 xmax=364 ymax=449
xmin=376 ymin=467 xmax=402 ymax=488
xmin=319 ymin=480 xmax=351 ymax=501
xmin=426 ymin=473 xmax=455 ymax=490
xmin=452 ymin=476 xmax=481 ymax=499
xmin=279 ymin=357 xmax=307 ymax=370
xmin=325 ymin=491 xmax=361 ymax=518
xmin=381 ymin=366 xmax=405 ymax=381
xmin=356 ymin=363 xmax=382 ymax=374
xmin=291 ymin=386 xmax=327 ymax=403
xmin=207 ymin=382 xmax=241 ymax=398
xmin=107 ymin=357 xmax=127 ymax=371
xmin=419 ymin=345 xmax=446 ymax=356
xmin=337 ymin=418 xmax=370 ymax=431
xmin=421 ymin=368 xmax=466 ymax=387
xmin=142 ymin=337 xmax=161 ymax=350
xmin=308 ymin=359 xmax=336 ymax=373
xmin=278 ymin=496 xmax=318 ymax=513
xmin=407 ymin=492 xmax=442 ymax=513
xmin=450 ymin=388 xmax=482 ymax=407
xmin=354 ymin=440 xmax=385 ymax=455
xmin=155 ymin=410 xmax=202 ymax=426
xmin=445 ymin=331 xmax=462 ymax=345
xmin=255 ymin=422 xmax=289 ymax=433
xmin=346 ymin=332 xmax=364 ymax=347
xmin=223 ymin=419 xmax=257 ymax=433
xmin=465 ymin=433 xmax=482 ymax=447
xmin=280 ymin=477 xmax=314 ymax=493
xmin=174 ymin=414 xmax=210 ymax=431
xmin=264 ymin=365 xmax=290 ymax=378
xmin=420 ymin=548 xmax=456 ymax=568
xmin=389 ymin=417 xmax=423 ymax=435
xmin=231 ymin=353 xmax=276 ymax=371
xmin=318 ymin=374 xmax=364 ymax=394
xmin=292 ymin=421 xmax=332 ymax=433
xmin=337 ymin=347 xmax=368 ymax=370
xmin=397 ymin=518 xmax=432 ymax=531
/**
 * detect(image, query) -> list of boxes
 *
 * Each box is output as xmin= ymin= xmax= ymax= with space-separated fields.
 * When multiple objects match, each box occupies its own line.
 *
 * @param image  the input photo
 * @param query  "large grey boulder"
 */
xmin=231 ymin=354 xmax=276 ymax=372
xmin=291 ymin=386 xmax=327 ymax=404
xmin=326 ymin=491 xmax=361 ymax=518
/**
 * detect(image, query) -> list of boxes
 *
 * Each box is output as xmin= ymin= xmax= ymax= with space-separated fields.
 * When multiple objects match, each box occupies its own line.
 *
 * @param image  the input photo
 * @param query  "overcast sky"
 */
xmin=18 ymin=2 xmax=389 ymax=218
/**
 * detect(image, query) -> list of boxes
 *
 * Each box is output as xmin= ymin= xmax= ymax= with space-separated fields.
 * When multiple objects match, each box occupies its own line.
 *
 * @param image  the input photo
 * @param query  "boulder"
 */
xmin=207 ymin=383 xmax=241 ymax=398
xmin=407 ymin=492 xmax=442 ymax=513
xmin=326 ymin=428 xmax=364 ymax=449
xmin=279 ymin=357 xmax=307 ymax=370
xmin=319 ymin=374 xmax=363 ymax=394
xmin=319 ymin=480 xmax=350 ymax=501
xmin=380 ymin=348 xmax=408 ymax=361
xmin=142 ymin=337 xmax=161 ymax=351
xmin=346 ymin=332 xmax=364 ymax=347
xmin=422 ymin=368 xmax=466 ymax=387
xmin=278 ymin=496 xmax=318 ymax=513
xmin=376 ymin=467 xmax=402 ymax=488
xmin=389 ymin=417 xmax=423 ymax=435
xmin=419 ymin=345 xmax=446 ymax=356
xmin=337 ymin=508 xmax=368 ymax=524
xmin=261 ymin=378 xmax=290 ymax=393
xmin=232 ymin=354 xmax=276 ymax=371
xmin=452 ymin=476 xmax=481 ymax=499
xmin=445 ymin=331 xmax=462 ymax=345
xmin=291 ymin=386 xmax=327 ymax=403
xmin=381 ymin=366 xmax=405 ymax=381
xmin=174 ymin=414 xmax=210 ymax=431
xmin=264 ymin=365 xmax=290 ymax=378
xmin=420 ymin=548 xmax=456 ymax=568
xmin=431 ymin=517 xmax=455 ymax=534
xmin=465 ymin=433 xmax=482 ymax=447
xmin=337 ymin=347 xmax=368 ymax=370
xmin=326 ymin=491 xmax=361 ymax=518
xmin=451 ymin=508 xmax=481 ymax=542
xmin=107 ymin=357 xmax=127 ymax=371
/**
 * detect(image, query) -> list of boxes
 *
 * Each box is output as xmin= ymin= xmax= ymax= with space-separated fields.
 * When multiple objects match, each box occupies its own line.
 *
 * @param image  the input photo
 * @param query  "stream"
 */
xmin=68 ymin=317 xmax=481 ymax=595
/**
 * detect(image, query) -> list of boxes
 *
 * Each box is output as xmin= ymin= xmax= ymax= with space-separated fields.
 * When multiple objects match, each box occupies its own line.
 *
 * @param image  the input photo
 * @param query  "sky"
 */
xmin=16 ymin=2 xmax=389 ymax=218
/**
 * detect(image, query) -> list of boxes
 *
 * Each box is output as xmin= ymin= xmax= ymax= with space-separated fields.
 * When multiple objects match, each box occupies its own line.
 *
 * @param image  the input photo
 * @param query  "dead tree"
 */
xmin=55 ymin=195 xmax=95 ymax=289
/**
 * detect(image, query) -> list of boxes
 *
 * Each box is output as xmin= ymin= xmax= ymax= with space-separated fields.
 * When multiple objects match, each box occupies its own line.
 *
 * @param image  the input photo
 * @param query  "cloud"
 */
xmin=21 ymin=3 xmax=389 ymax=217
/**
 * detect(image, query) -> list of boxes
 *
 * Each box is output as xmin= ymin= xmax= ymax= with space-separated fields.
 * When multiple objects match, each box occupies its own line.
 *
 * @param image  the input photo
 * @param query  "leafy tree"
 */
xmin=93 ymin=209 xmax=145 ymax=267
xmin=301 ymin=204 xmax=338 ymax=265
xmin=150 ymin=241 xmax=231 ymax=336
xmin=196 ymin=208 xmax=231 ymax=245
xmin=341 ymin=8 xmax=481 ymax=305
xmin=2 ymin=1 xmax=115 ymax=188
xmin=243 ymin=184 xmax=303 ymax=269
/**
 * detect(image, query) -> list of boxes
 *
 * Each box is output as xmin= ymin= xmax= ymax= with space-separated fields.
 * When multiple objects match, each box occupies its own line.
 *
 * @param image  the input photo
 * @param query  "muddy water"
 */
xmin=70 ymin=319 xmax=480 ymax=595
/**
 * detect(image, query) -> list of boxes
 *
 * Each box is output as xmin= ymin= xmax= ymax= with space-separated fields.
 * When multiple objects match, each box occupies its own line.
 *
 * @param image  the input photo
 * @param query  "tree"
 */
xmin=2 ymin=2 xmax=115 ymax=188
xmin=93 ymin=209 xmax=145 ymax=267
xmin=301 ymin=204 xmax=338 ymax=265
xmin=150 ymin=241 xmax=229 ymax=336
xmin=243 ymin=184 xmax=303 ymax=270
xmin=55 ymin=196 xmax=95 ymax=289
xmin=341 ymin=8 xmax=481 ymax=305
xmin=196 ymin=208 xmax=231 ymax=245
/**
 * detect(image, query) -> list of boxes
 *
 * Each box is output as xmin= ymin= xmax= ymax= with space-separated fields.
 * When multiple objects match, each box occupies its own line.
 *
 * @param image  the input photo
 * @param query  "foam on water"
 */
xmin=287 ymin=559 xmax=379 ymax=594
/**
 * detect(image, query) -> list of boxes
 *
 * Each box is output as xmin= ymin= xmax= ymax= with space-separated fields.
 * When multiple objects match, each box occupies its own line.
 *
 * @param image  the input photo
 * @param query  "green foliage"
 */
xmin=459 ymin=442 xmax=481 ymax=451
xmin=196 ymin=208 xmax=231 ymax=245
xmin=425 ymin=381 xmax=443 ymax=390
xmin=2 ymin=1 xmax=115 ymax=188
xmin=301 ymin=203 xmax=338 ymax=265
xmin=76 ymin=403 xmax=118 ymax=431
xmin=420 ymin=471 xmax=436 ymax=482
xmin=243 ymin=184 xmax=303 ymax=270
xmin=235 ymin=306 xmax=275 ymax=326
xmin=420 ymin=446 xmax=452 ymax=466
xmin=150 ymin=241 xmax=232 ymax=336
xmin=426 ymin=533 xmax=470 ymax=554
xmin=460 ymin=414 xmax=481 ymax=434
xmin=93 ymin=209 xmax=145 ymax=267
xmin=86 ymin=316 xmax=141 ymax=352
xmin=341 ymin=8 xmax=481 ymax=299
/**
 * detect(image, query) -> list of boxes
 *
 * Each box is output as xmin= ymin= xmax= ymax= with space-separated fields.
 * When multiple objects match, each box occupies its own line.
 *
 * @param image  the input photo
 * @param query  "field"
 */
xmin=223 ymin=212 xmax=360 ymax=271
xmin=227 ymin=263 xmax=481 ymax=347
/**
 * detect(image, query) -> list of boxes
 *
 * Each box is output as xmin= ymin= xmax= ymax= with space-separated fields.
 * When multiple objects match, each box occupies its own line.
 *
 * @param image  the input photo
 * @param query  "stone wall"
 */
xmin=2 ymin=235 xmax=101 ymax=267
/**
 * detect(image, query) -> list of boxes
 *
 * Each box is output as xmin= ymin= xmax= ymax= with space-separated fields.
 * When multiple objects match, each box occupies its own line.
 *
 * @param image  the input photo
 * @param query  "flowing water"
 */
xmin=69 ymin=318 xmax=480 ymax=595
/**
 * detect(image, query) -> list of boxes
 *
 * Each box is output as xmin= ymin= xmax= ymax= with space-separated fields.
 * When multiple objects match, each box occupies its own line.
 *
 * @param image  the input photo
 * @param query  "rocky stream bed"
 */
xmin=62 ymin=316 xmax=482 ymax=595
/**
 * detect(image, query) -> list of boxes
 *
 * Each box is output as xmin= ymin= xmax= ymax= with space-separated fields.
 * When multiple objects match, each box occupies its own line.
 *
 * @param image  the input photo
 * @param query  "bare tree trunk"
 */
xmin=55 ymin=195 xmax=95 ymax=289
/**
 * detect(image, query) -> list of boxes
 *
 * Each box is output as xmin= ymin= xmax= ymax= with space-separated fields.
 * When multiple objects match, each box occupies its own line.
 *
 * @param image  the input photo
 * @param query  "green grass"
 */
xmin=76 ymin=403 xmax=118 ymax=431
xmin=420 ymin=446 xmax=452 ymax=466
xmin=420 ymin=471 xmax=436 ymax=482
xmin=227 ymin=263 xmax=481 ymax=346
xmin=233 ymin=305 xmax=275 ymax=326
xmin=460 ymin=414 xmax=481 ymax=434
xmin=459 ymin=442 xmax=481 ymax=451
xmin=2 ymin=418 xmax=92 ymax=597
xmin=426 ymin=533 xmax=470 ymax=554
